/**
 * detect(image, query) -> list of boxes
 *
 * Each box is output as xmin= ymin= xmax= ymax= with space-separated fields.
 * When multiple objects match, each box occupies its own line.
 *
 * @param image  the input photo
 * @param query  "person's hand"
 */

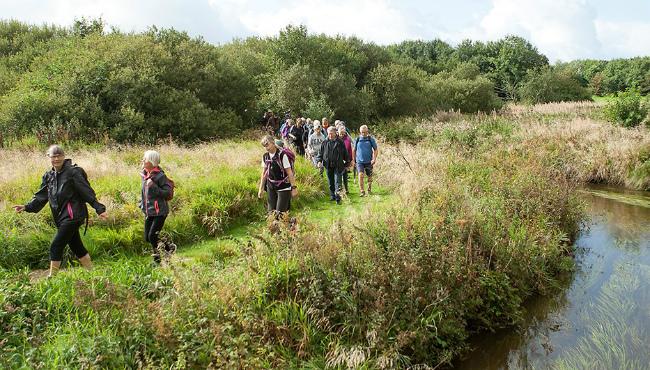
xmin=291 ymin=188 xmax=298 ymax=198
xmin=13 ymin=205 xmax=25 ymax=213
xmin=98 ymin=212 xmax=108 ymax=220
xmin=146 ymin=179 xmax=154 ymax=187
xmin=371 ymin=159 xmax=376 ymax=166
xmin=318 ymin=162 xmax=323 ymax=169
xmin=258 ymin=188 xmax=264 ymax=199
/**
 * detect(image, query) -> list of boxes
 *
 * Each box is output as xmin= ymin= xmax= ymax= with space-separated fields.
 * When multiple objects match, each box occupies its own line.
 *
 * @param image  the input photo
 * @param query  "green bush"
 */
xmin=429 ymin=74 xmax=503 ymax=113
xmin=604 ymin=88 xmax=648 ymax=127
xmin=519 ymin=68 xmax=592 ymax=103
xmin=366 ymin=62 xmax=431 ymax=117
xmin=0 ymin=32 xmax=250 ymax=144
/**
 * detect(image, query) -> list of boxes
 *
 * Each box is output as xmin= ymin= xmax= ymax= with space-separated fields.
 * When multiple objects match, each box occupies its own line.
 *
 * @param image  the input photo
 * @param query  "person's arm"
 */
xmin=17 ymin=174 xmax=49 ymax=213
xmin=148 ymin=173 xmax=172 ymax=199
xmin=318 ymin=142 xmax=325 ymax=167
xmin=72 ymin=168 xmax=107 ymax=217
xmin=285 ymin=167 xmax=298 ymax=197
xmin=371 ymin=139 xmax=379 ymax=165
xmin=258 ymin=165 xmax=267 ymax=199
xmin=342 ymin=141 xmax=350 ymax=165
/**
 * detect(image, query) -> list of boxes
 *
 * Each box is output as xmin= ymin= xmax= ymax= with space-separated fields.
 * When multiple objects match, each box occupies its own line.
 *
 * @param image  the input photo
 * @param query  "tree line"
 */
xmin=0 ymin=18 xmax=647 ymax=144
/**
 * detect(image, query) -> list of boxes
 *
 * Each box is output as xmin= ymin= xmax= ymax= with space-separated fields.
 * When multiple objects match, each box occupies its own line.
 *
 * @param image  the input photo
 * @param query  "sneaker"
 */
xmin=336 ymin=198 xmax=341 ymax=205
xmin=360 ymin=191 xmax=366 ymax=197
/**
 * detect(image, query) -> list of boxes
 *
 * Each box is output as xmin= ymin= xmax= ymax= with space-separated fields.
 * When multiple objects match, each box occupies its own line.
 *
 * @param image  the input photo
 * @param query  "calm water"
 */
xmin=455 ymin=185 xmax=650 ymax=370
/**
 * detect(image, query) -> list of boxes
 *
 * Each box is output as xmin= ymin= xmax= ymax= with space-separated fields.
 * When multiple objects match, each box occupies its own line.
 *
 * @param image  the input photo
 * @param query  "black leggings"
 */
xmin=145 ymin=215 xmax=167 ymax=262
xmin=50 ymin=221 xmax=88 ymax=261
xmin=267 ymin=186 xmax=291 ymax=215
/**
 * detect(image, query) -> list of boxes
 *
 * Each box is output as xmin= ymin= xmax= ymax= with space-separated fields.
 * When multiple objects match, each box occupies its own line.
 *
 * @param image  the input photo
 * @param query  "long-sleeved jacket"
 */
xmin=319 ymin=138 xmax=350 ymax=173
xmin=24 ymin=159 xmax=106 ymax=226
xmin=140 ymin=167 xmax=172 ymax=217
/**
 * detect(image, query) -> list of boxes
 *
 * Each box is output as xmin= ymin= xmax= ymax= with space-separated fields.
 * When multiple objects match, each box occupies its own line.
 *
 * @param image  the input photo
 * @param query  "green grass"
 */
xmin=3 ymin=104 xmax=649 ymax=368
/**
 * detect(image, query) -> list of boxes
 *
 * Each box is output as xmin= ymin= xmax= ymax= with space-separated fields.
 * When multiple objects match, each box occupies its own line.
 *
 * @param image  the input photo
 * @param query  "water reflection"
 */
xmin=455 ymin=185 xmax=650 ymax=370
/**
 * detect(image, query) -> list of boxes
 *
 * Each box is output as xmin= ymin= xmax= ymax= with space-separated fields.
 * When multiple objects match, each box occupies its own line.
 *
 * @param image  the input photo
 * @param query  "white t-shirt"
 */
xmin=261 ymin=151 xmax=292 ymax=191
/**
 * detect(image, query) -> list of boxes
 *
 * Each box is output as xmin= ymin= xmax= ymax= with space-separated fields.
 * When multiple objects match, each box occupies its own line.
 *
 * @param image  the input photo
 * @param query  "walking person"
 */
xmin=338 ymin=126 xmax=353 ymax=194
xmin=140 ymin=150 xmax=174 ymax=265
xmin=13 ymin=145 xmax=107 ymax=277
xmin=258 ymin=135 xmax=298 ymax=218
xmin=318 ymin=127 xmax=350 ymax=204
xmin=307 ymin=121 xmax=326 ymax=174
xmin=289 ymin=118 xmax=306 ymax=156
xmin=352 ymin=125 xmax=379 ymax=196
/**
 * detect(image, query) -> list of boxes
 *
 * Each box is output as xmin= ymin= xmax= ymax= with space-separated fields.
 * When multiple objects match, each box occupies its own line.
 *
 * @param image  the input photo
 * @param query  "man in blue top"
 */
xmin=352 ymin=125 xmax=379 ymax=197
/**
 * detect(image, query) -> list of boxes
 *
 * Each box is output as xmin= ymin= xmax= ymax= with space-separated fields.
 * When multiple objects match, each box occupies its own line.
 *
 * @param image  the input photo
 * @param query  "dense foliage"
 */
xmin=2 ymin=19 xmax=645 ymax=145
xmin=557 ymin=57 xmax=650 ymax=96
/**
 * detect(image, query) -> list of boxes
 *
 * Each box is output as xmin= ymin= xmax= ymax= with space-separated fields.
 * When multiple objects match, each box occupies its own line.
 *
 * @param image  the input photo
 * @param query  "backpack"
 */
xmin=354 ymin=136 xmax=376 ymax=153
xmin=72 ymin=164 xmax=92 ymax=235
xmin=165 ymin=177 xmax=175 ymax=201
xmin=264 ymin=147 xmax=295 ymax=187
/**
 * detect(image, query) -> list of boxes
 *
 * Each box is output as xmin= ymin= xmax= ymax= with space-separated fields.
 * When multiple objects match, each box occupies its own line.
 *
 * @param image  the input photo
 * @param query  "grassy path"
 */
xmin=175 ymin=182 xmax=396 ymax=264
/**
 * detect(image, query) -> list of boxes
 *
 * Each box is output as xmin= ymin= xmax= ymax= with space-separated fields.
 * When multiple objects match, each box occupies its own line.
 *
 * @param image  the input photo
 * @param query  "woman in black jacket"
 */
xmin=140 ymin=150 xmax=173 ymax=264
xmin=13 ymin=145 xmax=107 ymax=277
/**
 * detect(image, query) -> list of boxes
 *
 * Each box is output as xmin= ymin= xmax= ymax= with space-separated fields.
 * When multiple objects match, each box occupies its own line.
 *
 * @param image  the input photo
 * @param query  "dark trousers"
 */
xmin=145 ymin=215 xmax=167 ymax=262
xmin=267 ymin=185 xmax=291 ymax=215
xmin=50 ymin=221 xmax=87 ymax=261
xmin=341 ymin=169 xmax=349 ymax=193
xmin=326 ymin=167 xmax=343 ymax=201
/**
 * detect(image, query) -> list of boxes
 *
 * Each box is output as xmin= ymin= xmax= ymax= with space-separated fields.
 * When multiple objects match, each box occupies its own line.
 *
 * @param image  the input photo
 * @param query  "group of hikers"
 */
xmin=258 ymin=112 xmax=379 ymax=216
xmin=13 ymin=145 xmax=174 ymax=277
xmin=11 ymin=114 xmax=378 ymax=278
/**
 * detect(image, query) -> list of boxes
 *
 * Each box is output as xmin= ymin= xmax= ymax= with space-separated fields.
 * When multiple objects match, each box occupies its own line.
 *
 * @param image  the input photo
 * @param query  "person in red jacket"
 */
xmin=140 ymin=150 xmax=173 ymax=265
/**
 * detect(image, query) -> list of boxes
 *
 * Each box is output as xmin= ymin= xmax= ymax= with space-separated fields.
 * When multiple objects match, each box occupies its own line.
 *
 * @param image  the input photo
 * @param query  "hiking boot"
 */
xmin=336 ymin=198 xmax=342 ymax=205
xmin=360 ymin=191 xmax=366 ymax=197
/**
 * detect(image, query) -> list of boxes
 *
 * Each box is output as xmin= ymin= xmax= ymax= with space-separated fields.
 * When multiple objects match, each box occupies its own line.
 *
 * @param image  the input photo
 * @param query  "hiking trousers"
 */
xmin=267 ymin=186 xmax=291 ymax=215
xmin=145 ymin=215 xmax=167 ymax=263
xmin=326 ymin=167 xmax=343 ymax=201
xmin=50 ymin=220 xmax=88 ymax=261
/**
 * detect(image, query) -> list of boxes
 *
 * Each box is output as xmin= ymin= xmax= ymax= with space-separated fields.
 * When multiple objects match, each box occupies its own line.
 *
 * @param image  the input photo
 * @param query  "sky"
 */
xmin=2 ymin=0 xmax=650 ymax=62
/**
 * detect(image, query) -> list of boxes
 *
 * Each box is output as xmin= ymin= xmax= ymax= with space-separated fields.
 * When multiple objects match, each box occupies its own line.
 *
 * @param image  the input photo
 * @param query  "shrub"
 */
xmin=604 ymin=88 xmax=648 ymax=127
xmin=366 ymin=63 xmax=431 ymax=117
xmin=428 ymin=74 xmax=503 ymax=113
xmin=519 ymin=68 xmax=592 ymax=104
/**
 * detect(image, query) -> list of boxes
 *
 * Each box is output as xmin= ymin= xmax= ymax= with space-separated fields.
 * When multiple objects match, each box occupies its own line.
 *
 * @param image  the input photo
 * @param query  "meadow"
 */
xmin=1 ymin=101 xmax=649 ymax=368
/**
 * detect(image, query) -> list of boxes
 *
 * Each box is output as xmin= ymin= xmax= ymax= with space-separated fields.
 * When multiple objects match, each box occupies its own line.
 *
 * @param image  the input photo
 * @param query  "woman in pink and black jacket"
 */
xmin=140 ymin=150 xmax=173 ymax=264
xmin=13 ymin=145 xmax=107 ymax=277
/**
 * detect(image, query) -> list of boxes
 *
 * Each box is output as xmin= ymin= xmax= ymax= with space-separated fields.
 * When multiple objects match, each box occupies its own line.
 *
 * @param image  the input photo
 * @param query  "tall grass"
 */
xmin=0 ymin=141 xmax=324 ymax=269
xmin=2 ymin=104 xmax=649 ymax=367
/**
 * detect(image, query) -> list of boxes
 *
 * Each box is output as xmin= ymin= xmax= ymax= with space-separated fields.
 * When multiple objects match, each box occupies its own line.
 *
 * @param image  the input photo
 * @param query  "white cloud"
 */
xmin=463 ymin=0 xmax=602 ymax=62
xmin=2 ymin=0 xmax=650 ymax=60
xmin=595 ymin=19 xmax=650 ymax=59
xmin=221 ymin=0 xmax=414 ymax=44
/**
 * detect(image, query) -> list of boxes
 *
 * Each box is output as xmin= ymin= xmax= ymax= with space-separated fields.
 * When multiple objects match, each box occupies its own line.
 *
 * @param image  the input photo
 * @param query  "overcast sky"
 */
xmin=3 ymin=0 xmax=649 ymax=62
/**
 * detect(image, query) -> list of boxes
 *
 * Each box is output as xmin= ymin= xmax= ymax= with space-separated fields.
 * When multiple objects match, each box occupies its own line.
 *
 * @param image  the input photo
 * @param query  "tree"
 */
xmin=491 ymin=35 xmax=549 ymax=99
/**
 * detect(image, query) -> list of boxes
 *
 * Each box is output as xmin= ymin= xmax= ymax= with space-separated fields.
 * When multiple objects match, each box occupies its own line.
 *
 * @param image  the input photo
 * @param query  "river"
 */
xmin=455 ymin=185 xmax=650 ymax=369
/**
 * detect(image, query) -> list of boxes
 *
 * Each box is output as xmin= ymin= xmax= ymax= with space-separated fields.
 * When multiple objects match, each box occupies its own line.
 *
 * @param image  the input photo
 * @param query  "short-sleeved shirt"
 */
xmin=262 ymin=151 xmax=292 ymax=191
xmin=355 ymin=136 xmax=377 ymax=164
